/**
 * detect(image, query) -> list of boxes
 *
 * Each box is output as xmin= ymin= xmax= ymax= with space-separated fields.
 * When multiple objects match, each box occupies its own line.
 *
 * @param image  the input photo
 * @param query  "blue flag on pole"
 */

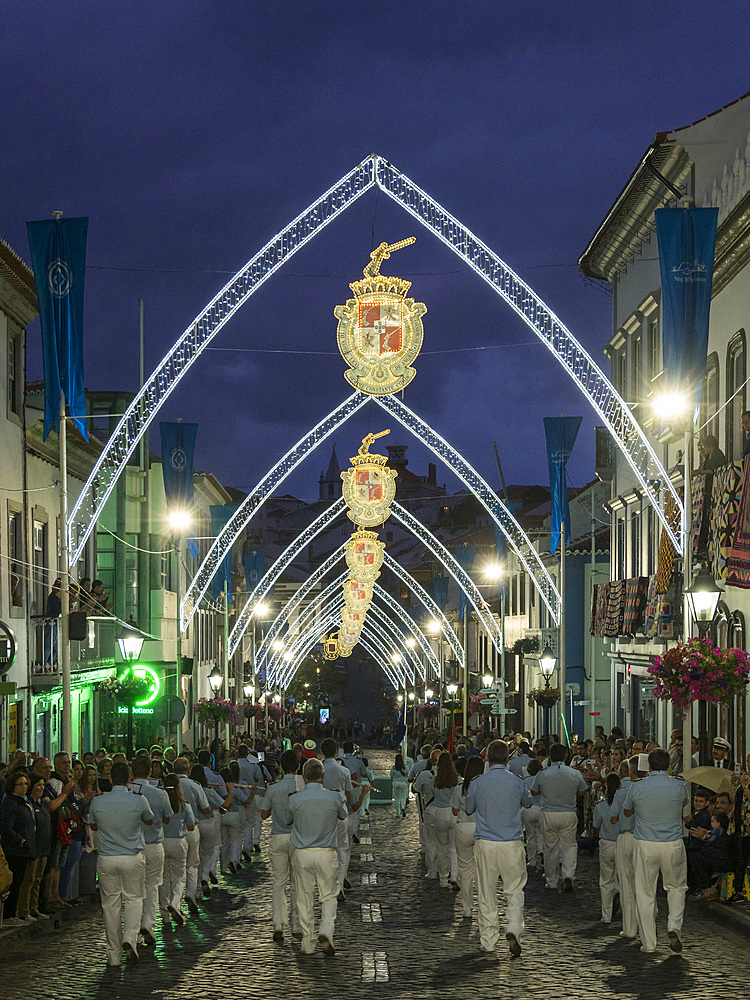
xmin=160 ymin=422 xmax=198 ymax=557
xmin=26 ymin=217 xmax=89 ymax=440
xmin=544 ymin=417 xmax=582 ymax=555
xmin=431 ymin=576 xmax=449 ymax=610
xmin=394 ymin=702 xmax=406 ymax=746
xmin=210 ymin=505 xmax=238 ymax=601
xmin=655 ymin=207 xmax=719 ymax=418
xmin=243 ymin=552 xmax=266 ymax=592
xmin=454 ymin=545 xmax=475 ymax=622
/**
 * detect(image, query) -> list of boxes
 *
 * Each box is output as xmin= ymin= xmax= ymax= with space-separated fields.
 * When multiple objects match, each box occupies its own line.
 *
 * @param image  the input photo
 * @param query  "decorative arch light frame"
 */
xmin=68 ymin=155 xmax=680 ymax=594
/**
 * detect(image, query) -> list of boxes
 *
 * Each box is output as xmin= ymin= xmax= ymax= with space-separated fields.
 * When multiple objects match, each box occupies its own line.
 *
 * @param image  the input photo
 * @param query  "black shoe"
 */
xmin=273 ymin=929 xmax=284 ymax=942
xmin=668 ymin=931 xmax=682 ymax=953
xmin=123 ymin=942 xmax=139 ymax=964
xmin=253 ymin=844 xmax=261 ymax=853
xmin=613 ymin=892 xmax=621 ymax=915
xmin=242 ymin=850 xmax=253 ymax=861
xmin=338 ymin=890 xmax=345 ymax=902
xmin=201 ymin=880 xmax=211 ymax=898
xmin=563 ymin=877 xmax=574 ymax=893
xmin=291 ymin=929 xmax=303 ymax=939
xmin=168 ymin=906 xmax=185 ymax=926
xmin=228 ymin=862 xmax=237 ymax=874
xmin=209 ymin=872 xmax=218 ymax=885
xmin=506 ymin=933 xmax=522 ymax=958
xmin=186 ymin=897 xmax=199 ymax=915
xmin=319 ymin=935 xmax=335 ymax=956
xmin=449 ymin=880 xmax=460 ymax=891
xmin=140 ymin=928 xmax=156 ymax=947
xmin=352 ymin=835 xmax=360 ymax=845
xmin=343 ymin=878 xmax=352 ymax=891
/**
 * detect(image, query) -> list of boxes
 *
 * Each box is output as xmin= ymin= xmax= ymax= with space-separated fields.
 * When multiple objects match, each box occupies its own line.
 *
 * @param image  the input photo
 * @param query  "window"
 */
xmin=649 ymin=314 xmax=660 ymax=381
xmin=700 ymin=352 xmax=720 ymax=440
xmin=630 ymin=509 xmax=641 ymax=576
xmin=646 ymin=506 xmax=656 ymax=576
xmin=618 ymin=352 xmax=627 ymax=397
xmin=519 ymin=574 xmax=526 ymax=616
xmin=726 ymin=331 xmax=746 ymax=461
xmin=632 ymin=337 xmax=642 ymax=402
xmin=8 ymin=508 xmax=22 ymax=608
xmin=33 ymin=518 xmax=48 ymax=613
xmin=616 ymin=516 xmax=626 ymax=580
xmin=7 ymin=329 xmax=21 ymax=416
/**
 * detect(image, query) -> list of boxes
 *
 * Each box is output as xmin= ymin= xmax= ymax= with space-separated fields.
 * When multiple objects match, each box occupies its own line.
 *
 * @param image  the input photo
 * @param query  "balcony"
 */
xmin=29 ymin=615 xmax=117 ymax=690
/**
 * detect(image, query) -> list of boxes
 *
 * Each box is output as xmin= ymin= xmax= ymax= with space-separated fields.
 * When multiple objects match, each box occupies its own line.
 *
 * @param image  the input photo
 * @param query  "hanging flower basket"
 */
xmin=246 ymin=701 xmax=283 ymax=723
xmin=469 ymin=693 xmax=488 ymax=716
xmin=99 ymin=674 xmax=151 ymax=707
xmin=648 ymin=638 xmax=750 ymax=717
xmin=417 ymin=702 xmax=440 ymax=721
xmin=193 ymin=698 xmax=241 ymax=727
xmin=528 ymin=687 xmax=561 ymax=709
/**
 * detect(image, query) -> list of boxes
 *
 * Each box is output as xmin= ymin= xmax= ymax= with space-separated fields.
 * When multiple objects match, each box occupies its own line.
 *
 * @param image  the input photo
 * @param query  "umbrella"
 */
xmin=682 ymin=766 xmax=733 ymax=794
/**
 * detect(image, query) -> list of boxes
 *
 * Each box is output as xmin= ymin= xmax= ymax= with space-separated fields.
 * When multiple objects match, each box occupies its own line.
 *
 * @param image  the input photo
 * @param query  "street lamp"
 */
xmin=652 ymin=390 xmax=689 ymax=423
xmin=117 ymin=627 xmax=145 ymax=664
xmin=684 ymin=564 xmax=723 ymax=765
xmin=427 ymin=620 xmax=441 ymax=634
xmin=482 ymin=672 xmax=493 ymax=690
xmin=167 ymin=508 xmax=192 ymax=532
xmin=405 ymin=637 xmax=416 ymax=649
xmin=208 ymin=665 xmax=224 ymax=755
xmin=685 ymin=564 xmax=723 ymax=638
xmin=425 ymin=688 xmax=434 ymax=700
xmin=539 ymin=645 xmax=557 ymax=688
xmin=254 ymin=602 xmax=269 ymax=617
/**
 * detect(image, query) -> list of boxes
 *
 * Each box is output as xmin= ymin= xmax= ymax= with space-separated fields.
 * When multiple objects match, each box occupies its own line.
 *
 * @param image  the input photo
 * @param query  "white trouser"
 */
xmin=615 ymin=832 xmax=638 ymax=937
xmin=598 ymin=840 xmax=619 ymax=921
xmin=221 ymin=812 xmax=243 ymax=871
xmin=541 ymin=811 xmax=578 ymax=886
xmin=522 ymin=804 xmax=543 ymax=867
xmin=293 ymin=847 xmax=338 ymax=953
xmin=160 ymin=838 xmax=188 ymax=913
xmin=141 ymin=842 xmax=165 ymax=932
xmin=242 ymin=800 xmax=257 ymax=852
xmin=433 ymin=807 xmax=458 ymax=883
xmin=474 ymin=839 xmax=527 ymax=950
xmin=185 ymin=825 xmax=200 ymax=900
xmin=634 ymin=838 xmax=687 ymax=952
xmin=417 ymin=793 xmax=427 ymax=852
xmin=268 ymin=833 xmax=300 ymax=932
xmin=393 ymin=782 xmax=408 ymax=816
xmin=252 ymin=794 xmax=265 ymax=844
xmin=97 ymin=853 xmax=146 ymax=965
xmin=335 ymin=816 xmax=351 ymax=892
xmin=349 ymin=806 xmax=360 ymax=839
xmin=422 ymin=803 xmax=438 ymax=878
xmin=198 ymin=816 xmax=220 ymax=884
xmin=455 ymin=821 xmax=476 ymax=916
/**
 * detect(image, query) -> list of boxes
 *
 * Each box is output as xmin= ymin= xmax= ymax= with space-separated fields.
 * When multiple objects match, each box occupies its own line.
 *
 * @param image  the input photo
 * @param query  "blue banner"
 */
xmin=655 ymin=207 xmax=718 ymax=417
xmin=431 ymin=576 xmax=449 ymax=610
xmin=160 ymin=422 xmax=197 ymax=508
xmin=454 ymin=545 xmax=475 ymax=622
xmin=544 ymin=417 xmax=582 ymax=554
xmin=26 ymin=217 xmax=89 ymax=440
xmin=243 ymin=552 xmax=266 ymax=592
xmin=210 ymin=505 xmax=238 ymax=601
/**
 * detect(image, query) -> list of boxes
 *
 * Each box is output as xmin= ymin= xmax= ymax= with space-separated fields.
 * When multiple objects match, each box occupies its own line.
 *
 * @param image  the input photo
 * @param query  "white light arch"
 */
xmin=68 ymin=154 xmax=681 ymax=572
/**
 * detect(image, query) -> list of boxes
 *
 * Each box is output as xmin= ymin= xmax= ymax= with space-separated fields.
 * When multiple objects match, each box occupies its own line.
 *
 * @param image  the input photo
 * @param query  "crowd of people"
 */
xmin=1 ymin=724 xmax=749 ymax=966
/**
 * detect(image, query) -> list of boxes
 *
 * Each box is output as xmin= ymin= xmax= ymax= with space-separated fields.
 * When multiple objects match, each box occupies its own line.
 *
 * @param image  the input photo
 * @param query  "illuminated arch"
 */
xmin=68 ymin=155 xmax=680 ymax=577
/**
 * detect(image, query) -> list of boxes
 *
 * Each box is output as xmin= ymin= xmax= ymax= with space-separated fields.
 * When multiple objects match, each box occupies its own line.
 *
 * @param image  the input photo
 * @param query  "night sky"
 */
xmin=4 ymin=3 xmax=750 ymax=501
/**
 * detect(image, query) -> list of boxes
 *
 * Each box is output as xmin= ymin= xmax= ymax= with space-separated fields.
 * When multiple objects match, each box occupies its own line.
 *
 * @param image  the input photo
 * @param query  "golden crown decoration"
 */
xmin=323 ymin=632 xmax=339 ymax=661
xmin=341 ymin=430 xmax=398 ymax=527
xmin=344 ymin=529 xmax=385 ymax=583
xmin=334 ymin=238 xmax=426 ymax=395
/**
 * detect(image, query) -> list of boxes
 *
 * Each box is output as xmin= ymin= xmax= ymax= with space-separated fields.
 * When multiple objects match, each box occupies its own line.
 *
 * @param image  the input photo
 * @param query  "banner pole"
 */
xmin=560 ymin=518 xmax=567 ymax=744
xmin=59 ymin=393 xmax=73 ymax=755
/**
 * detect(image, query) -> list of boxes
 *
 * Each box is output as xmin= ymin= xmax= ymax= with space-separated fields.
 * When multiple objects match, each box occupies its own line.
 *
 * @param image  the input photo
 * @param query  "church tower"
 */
xmin=319 ymin=445 xmax=341 ymax=501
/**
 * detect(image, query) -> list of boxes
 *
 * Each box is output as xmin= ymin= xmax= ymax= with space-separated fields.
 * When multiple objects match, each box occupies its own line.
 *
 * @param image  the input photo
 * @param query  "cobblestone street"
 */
xmin=3 ymin=749 xmax=748 ymax=1000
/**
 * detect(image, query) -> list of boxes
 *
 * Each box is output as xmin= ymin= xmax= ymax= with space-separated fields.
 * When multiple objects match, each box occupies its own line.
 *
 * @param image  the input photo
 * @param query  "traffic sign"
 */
xmin=492 ymin=707 xmax=517 ymax=715
xmin=0 ymin=681 xmax=17 ymax=697
xmin=574 ymin=699 xmax=591 ymax=706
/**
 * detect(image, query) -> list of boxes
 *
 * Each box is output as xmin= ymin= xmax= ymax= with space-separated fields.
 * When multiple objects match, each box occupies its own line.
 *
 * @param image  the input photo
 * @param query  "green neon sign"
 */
xmin=117 ymin=664 xmax=161 ymax=707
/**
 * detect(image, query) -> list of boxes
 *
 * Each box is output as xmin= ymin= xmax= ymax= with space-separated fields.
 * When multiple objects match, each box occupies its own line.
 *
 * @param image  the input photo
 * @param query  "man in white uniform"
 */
xmin=530 ymin=743 xmax=588 ymax=891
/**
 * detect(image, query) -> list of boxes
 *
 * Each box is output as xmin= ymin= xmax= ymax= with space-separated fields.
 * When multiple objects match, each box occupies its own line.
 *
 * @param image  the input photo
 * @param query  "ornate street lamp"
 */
xmin=684 ymin=564 xmax=723 ymax=764
xmin=539 ymin=646 xmax=557 ymax=689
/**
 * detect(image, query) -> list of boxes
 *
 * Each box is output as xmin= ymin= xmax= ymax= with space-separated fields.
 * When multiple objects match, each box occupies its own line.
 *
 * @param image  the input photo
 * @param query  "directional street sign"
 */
xmin=574 ymin=699 xmax=591 ymax=707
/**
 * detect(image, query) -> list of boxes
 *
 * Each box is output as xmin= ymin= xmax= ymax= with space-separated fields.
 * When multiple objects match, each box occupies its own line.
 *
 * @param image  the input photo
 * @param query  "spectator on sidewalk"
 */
xmin=0 ymin=771 xmax=34 ymax=923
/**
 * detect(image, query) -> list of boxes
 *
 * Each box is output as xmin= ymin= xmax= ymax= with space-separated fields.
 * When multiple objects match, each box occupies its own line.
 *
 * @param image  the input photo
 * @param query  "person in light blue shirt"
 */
xmin=220 ymin=763 xmax=254 ymax=874
xmin=529 ymin=744 xmax=588 ymax=891
xmin=130 ymin=757 xmax=173 ymax=945
xmin=290 ymin=758 xmax=348 ymax=957
xmin=508 ymin=742 xmax=532 ymax=777
xmin=174 ymin=758 xmax=210 ymax=913
xmin=390 ymin=755 xmax=409 ymax=818
xmin=593 ymin=773 xmax=620 ymax=924
xmin=321 ymin=738 xmax=352 ymax=897
xmin=521 ymin=760 xmax=544 ymax=869
xmin=608 ymin=757 xmax=644 ymax=940
xmin=189 ymin=765 xmax=231 ymax=898
xmin=88 ymin=762 xmax=154 ymax=966
xmin=159 ymin=774 xmax=196 ymax=927
xmin=432 ymin=752 xmax=460 ymax=887
xmin=261 ymin=749 xmax=305 ymax=941
xmin=464 ymin=740 xmax=531 ymax=957
xmin=342 ymin=741 xmax=367 ymax=781
xmin=622 ymin=749 xmax=690 ymax=954
xmin=238 ymin=747 xmax=267 ymax=854
xmin=197 ymin=750 xmax=227 ymax=796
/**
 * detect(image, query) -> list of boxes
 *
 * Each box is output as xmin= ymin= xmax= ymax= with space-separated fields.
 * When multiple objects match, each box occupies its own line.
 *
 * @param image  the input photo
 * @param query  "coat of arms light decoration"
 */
xmin=334 ymin=238 xmax=426 ymax=395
